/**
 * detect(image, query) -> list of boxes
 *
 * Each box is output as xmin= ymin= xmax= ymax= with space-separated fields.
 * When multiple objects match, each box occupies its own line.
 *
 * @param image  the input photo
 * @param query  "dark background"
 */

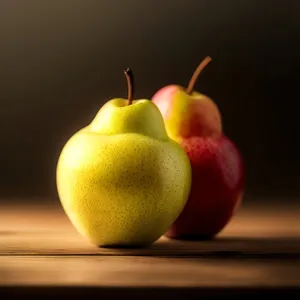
xmin=0 ymin=0 xmax=299 ymax=202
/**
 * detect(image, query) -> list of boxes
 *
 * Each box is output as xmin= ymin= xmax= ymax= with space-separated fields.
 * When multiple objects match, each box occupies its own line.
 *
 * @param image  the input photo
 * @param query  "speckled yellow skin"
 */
xmin=56 ymin=99 xmax=191 ymax=247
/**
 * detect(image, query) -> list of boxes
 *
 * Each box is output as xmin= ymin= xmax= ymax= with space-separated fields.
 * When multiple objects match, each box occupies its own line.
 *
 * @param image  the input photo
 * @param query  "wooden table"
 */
xmin=0 ymin=198 xmax=299 ymax=298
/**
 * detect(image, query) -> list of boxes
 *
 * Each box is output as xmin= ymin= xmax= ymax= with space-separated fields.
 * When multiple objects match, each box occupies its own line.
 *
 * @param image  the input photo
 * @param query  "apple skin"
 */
xmin=152 ymin=85 xmax=245 ymax=239
xmin=151 ymin=85 xmax=222 ymax=140
xmin=166 ymin=135 xmax=244 ymax=238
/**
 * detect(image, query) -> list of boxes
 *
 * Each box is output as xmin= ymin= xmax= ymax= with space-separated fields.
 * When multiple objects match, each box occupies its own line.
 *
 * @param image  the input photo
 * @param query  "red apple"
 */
xmin=152 ymin=57 xmax=245 ymax=239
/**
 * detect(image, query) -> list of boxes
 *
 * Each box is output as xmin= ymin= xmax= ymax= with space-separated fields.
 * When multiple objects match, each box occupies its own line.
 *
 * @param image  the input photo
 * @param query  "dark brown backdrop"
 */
xmin=0 ymin=0 xmax=299 ymax=202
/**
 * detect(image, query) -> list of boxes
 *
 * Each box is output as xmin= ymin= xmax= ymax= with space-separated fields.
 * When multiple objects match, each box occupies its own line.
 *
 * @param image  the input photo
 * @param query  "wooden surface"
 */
xmin=0 ymin=199 xmax=299 ymax=298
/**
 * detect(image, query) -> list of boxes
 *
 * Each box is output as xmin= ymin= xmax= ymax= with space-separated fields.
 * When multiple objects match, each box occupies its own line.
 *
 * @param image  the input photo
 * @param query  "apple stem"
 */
xmin=186 ymin=56 xmax=212 ymax=94
xmin=124 ymin=68 xmax=134 ymax=105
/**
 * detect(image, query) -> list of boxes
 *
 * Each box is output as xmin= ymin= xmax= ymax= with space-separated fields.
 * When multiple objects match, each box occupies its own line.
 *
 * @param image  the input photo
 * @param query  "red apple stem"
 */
xmin=124 ymin=68 xmax=134 ymax=105
xmin=186 ymin=56 xmax=212 ymax=94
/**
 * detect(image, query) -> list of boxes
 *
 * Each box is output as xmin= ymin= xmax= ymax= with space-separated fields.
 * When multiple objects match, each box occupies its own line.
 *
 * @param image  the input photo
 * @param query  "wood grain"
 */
xmin=0 ymin=200 xmax=299 ymax=256
xmin=0 ymin=198 xmax=299 ymax=295
xmin=0 ymin=256 xmax=299 ymax=287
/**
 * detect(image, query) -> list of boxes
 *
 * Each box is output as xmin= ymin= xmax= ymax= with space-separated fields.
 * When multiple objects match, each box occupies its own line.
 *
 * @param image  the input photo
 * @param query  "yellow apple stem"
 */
xmin=124 ymin=68 xmax=134 ymax=105
xmin=186 ymin=56 xmax=212 ymax=94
